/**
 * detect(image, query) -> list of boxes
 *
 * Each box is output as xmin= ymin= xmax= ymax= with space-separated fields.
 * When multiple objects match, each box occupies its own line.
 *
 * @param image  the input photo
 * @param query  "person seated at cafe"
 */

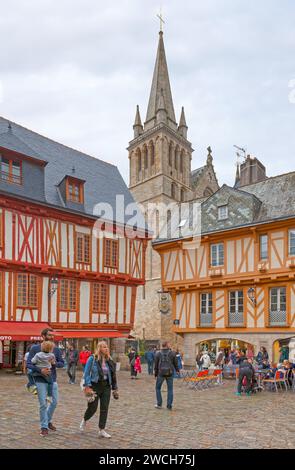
xmin=264 ymin=363 xmax=278 ymax=379
xmin=258 ymin=358 xmax=270 ymax=370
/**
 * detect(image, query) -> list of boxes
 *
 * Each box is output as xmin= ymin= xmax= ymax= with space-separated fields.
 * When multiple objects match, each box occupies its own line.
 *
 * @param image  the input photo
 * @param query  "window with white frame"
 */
xmin=269 ymin=287 xmax=287 ymax=325
xmin=289 ymin=230 xmax=295 ymax=256
xmin=218 ymin=205 xmax=228 ymax=221
xmin=229 ymin=290 xmax=244 ymax=325
xmin=211 ymin=243 xmax=224 ymax=267
xmin=200 ymin=293 xmax=213 ymax=325
xmin=260 ymin=234 xmax=269 ymax=260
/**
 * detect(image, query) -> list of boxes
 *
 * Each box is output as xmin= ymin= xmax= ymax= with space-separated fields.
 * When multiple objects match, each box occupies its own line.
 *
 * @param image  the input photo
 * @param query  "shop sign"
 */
xmin=0 ymin=336 xmax=12 ymax=341
xmin=30 ymin=336 xmax=42 ymax=341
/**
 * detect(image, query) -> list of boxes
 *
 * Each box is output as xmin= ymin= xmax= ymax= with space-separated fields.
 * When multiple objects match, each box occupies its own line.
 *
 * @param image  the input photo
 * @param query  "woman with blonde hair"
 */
xmin=80 ymin=341 xmax=119 ymax=438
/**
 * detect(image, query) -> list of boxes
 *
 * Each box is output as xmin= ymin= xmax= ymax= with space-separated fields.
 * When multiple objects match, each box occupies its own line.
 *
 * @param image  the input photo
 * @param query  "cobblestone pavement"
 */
xmin=0 ymin=368 xmax=294 ymax=449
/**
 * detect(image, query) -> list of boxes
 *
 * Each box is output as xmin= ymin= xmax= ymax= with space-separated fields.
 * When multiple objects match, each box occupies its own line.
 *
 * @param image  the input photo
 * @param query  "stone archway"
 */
xmin=183 ymin=332 xmax=295 ymax=367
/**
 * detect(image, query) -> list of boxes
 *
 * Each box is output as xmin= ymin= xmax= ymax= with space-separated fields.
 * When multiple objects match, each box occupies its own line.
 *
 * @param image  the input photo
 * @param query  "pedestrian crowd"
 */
xmin=22 ymin=332 xmax=295 ymax=439
xmin=23 ymin=329 xmax=185 ymax=439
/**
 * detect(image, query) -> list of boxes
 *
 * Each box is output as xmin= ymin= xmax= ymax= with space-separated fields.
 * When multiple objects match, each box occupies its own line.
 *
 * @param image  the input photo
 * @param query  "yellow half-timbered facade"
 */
xmin=154 ymin=170 xmax=295 ymax=365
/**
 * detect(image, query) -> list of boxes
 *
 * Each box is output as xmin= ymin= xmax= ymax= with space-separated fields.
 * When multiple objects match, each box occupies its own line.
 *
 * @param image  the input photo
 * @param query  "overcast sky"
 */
xmin=1 ymin=0 xmax=295 ymax=186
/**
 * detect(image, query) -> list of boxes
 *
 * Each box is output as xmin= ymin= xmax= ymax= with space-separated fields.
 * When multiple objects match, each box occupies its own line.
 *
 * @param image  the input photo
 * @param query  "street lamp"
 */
xmin=49 ymin=277 xmax=59 ymax=297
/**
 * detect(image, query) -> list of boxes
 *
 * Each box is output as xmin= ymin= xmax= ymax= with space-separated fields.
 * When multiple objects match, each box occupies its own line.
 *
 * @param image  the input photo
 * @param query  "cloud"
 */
xmin=1 ymin=0 xmax=295 ymax=186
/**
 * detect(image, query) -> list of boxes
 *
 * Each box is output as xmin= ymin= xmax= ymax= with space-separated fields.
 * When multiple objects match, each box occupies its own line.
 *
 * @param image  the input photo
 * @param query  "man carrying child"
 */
xmin=26 ymin=328 xmax=64 ymax=437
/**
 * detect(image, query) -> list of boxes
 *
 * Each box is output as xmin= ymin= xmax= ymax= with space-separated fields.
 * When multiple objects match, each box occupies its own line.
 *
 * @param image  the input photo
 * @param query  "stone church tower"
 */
xmin=128 ymin=31 xmax=219 ymax=347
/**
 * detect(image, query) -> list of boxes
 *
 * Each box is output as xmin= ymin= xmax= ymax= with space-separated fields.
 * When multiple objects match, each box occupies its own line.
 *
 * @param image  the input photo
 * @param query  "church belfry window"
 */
xmin=180 ymin=150 xmax=184 ymax=173
xmin=136 ymin=148 xmax=142 ymax=180
xmin=143 ymin=146 xmax=148 ymax=169
xmin=171 ymin=183 xmax=176 ymax=199
xmin=149 ymin=141 xmax=155 ymax=166
xmin=169 ymin=143 xmax=173 ymax=166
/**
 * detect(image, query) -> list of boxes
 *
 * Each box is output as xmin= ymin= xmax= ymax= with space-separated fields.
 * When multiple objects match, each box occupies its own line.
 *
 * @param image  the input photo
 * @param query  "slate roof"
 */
xmin=241 ymin=172 xmax=295 ymax=221
xmin=190 ymin=166 xmax=206 ymax=185
xmin=154 ymin=171 xmax=295 ymax=244
xmin=0 ymin=116 xmax=146 ymax=230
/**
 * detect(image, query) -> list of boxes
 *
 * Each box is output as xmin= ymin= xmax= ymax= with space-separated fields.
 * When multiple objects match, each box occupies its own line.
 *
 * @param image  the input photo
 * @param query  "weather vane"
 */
xmin=157 ymin=8 xmax=165 ymax=32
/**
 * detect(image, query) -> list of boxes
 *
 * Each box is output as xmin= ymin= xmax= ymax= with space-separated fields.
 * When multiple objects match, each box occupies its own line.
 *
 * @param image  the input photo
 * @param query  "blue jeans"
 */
xmin=156 ymin=376 xmax=174 ymax=408
xmin=36 ymin=381 xmax=58 ymax=429
xmin=147 ymin=361 xmax=154 ymax=375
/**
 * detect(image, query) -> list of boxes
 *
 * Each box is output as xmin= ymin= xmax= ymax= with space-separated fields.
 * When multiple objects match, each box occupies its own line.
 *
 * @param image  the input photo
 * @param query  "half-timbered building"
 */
xmin=0 ymin=117 xmax=147 ymax=368
xmin=153 ymin=159 xmax=295 ymax=365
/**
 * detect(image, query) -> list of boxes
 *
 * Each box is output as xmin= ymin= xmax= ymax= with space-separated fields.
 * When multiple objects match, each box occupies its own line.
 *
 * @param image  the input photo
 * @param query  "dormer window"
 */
xmin=0 ymin=156 xmax=22 ymax=185
xmin=66 ymin=177 xmax=84 ymax=203
xmin=218 ymin=205 xmax=228 ymax=221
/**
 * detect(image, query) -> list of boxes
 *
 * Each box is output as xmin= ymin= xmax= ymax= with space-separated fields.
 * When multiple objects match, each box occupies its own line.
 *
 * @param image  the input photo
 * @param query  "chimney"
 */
xmin=239 ymin=155 xmax=267 ymax=187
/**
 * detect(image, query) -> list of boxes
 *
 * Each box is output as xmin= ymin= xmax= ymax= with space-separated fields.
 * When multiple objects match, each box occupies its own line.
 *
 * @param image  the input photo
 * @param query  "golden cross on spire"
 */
xmin=157 ymin=8 xmax=165 ymax=32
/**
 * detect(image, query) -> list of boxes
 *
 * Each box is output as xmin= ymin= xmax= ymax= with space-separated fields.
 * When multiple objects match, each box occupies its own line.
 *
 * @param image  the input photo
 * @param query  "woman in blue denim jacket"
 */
xmin=80 ymin=341 xmax=118 ymax=438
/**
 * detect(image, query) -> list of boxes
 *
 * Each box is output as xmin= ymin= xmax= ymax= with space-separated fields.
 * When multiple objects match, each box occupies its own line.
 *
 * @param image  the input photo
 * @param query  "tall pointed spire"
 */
xmin=178 ymin=107 xmax=188 ymax=138
xmin=133 ymin=105 xmax=143 ymax=138
xmin=145 ymin=31 xmax=177 ymax=131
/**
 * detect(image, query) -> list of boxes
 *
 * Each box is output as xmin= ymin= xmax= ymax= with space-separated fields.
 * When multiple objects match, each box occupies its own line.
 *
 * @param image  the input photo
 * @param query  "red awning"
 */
xmin=55 ymin=330 xmax=129 ymax=339
xmin=0 ymin=322 xmax=63 ymax=341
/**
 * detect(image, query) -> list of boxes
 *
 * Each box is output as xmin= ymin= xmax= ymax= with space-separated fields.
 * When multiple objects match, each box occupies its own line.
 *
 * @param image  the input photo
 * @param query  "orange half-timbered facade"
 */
xmin=0 ymin=117 xmax=147 ymax=367
xmin=154 ymin=171 xmax=295 ymax=365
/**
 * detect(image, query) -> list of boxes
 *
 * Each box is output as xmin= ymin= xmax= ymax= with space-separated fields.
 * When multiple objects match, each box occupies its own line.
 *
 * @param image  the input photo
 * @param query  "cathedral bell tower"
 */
xmin=128 ymin=31 xmax=194 ymax=207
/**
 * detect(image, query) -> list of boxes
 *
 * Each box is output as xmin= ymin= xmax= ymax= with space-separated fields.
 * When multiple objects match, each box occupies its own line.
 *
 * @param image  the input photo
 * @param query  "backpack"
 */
xmin=158 ymin=351 xmax=173 ymax=377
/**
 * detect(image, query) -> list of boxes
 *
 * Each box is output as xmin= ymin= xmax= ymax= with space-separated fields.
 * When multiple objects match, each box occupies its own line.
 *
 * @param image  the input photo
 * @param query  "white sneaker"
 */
xmin=98 ymin=429 xmax=111 ymax=439
xmin=154 ymin=404 xmax=162 ymax=409
xmin=79 ymin=419 xmax=86 ymax=431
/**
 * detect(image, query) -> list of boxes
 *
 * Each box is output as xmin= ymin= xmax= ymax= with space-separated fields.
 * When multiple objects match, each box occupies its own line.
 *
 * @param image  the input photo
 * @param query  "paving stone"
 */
xmin=0 ymin=370 xmax=294 ymax=449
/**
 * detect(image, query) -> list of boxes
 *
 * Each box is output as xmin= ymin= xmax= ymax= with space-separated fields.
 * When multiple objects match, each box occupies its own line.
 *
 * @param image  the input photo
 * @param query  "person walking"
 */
xmin=236 ymin=353 xmax=255 ymax=396
xmin=134 ymin=355 xmax=142 ymax=377
xmin=145 ymin=347 xmax=155 ymax=375
xmin=200 ymin=351 xmax=211 ymax=370
xmin=79 ymin=345 xmax=91 ymax=372
xmin=128 ymin=348 xmax=138 ymax=379
xmin=196 ymin=351 xmax=202 ymax=370
xmin=80 ymin=341 xmax=119 ymax=438
xmin=26 ymin=328 xmax=64 ymax=437
xmin=66 ymin=343 xmax=79 ymax=384
xmin=154 ymin=341 xmax=179 ymax=410
xmin=215 ymin=349 xmax=225 ymax=369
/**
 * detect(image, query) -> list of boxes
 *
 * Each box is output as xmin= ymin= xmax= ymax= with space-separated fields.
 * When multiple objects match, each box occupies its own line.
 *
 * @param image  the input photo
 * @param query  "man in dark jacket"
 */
xmin=66 ymin=343 xmax=79 ymax=384
xmin=145 ymin=347 xmax=155 ymax=375
xmin=154 ymin=341 xmax=179 ymax=410
xmin=26 ymin=328 xmax=64 ymax=437
xmin=236 ymin=354 xmax=255 ymax=396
